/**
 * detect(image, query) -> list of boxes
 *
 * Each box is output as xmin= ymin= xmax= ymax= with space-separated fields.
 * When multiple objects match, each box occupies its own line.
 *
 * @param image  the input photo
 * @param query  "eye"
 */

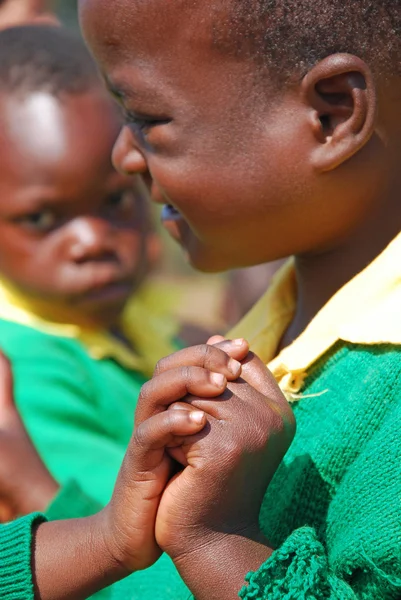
xmin=105 ymin=191 xmax=137 ymax=215
xmin=124 ymin=110 xmax=170 ymax=137
xmin=17 ymin=209 xmax=57 ymax=233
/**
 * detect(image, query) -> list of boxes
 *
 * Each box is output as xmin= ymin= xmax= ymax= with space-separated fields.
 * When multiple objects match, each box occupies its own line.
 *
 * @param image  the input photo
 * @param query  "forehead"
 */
xmin=80 ymin=0 xmax=261 ymax=118
xmin=0 ymin=89 xmax=120 ymax=188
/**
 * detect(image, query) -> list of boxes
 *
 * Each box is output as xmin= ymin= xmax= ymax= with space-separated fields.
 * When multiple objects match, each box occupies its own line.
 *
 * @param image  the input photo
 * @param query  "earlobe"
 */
xmin=302 ymin=54 xmax=377 ymax=172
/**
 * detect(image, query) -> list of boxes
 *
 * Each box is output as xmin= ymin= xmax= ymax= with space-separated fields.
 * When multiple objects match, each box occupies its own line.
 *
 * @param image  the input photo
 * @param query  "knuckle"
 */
xmin=180 ymin=365 xmax=193 ymax=386
xmin=132 ymin=423 xmax=149 ymax=448
xmin=138 ymin=379 xmax=153 ymax=404
xmin=197 ymin=343 xmax=214 ymax=368
xmin=153 ymin=355 xmax=169 ymax=376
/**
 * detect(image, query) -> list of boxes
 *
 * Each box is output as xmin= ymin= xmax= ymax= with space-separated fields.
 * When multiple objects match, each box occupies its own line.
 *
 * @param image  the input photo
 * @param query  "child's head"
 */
xmin=0 ymin=25 xmax=153 ymax=328
xmin=80 ymin=0 xmax=400 ymax=273
xmin=0 ymin=0 xmax=57 ymax=29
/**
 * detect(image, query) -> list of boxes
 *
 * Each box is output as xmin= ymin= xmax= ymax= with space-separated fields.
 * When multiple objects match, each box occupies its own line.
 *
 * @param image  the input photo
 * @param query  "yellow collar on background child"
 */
xmin=0 ymin=282 xmax=178 ymax=377
xmin=229 ymin=233 xmax=401 ymax=400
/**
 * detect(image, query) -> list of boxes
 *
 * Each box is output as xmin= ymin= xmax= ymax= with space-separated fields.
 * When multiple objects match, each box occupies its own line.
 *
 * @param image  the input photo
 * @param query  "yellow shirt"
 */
xmin=229 ymin=233 xmax=401 ymax=400
xmin=0 ymin=282 xmax=178 ymax=377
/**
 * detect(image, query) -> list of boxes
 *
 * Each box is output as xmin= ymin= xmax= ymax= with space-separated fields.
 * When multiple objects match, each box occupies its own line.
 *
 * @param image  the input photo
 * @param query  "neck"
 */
xmin=281 ymin=188 xmax=401 ymax=348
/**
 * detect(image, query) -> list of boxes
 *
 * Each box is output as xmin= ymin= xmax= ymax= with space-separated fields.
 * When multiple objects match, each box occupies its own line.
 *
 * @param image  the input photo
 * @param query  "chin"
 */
xmin=186 ymin=246 xmax=235 ymax=274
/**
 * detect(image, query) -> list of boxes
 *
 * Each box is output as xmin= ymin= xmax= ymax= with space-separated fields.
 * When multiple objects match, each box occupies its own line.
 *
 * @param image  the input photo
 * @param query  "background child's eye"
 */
xmin=105 ymin=191 xmax=137 ymax=214
xmin=18 ymin=210 xmax=57 ymax=232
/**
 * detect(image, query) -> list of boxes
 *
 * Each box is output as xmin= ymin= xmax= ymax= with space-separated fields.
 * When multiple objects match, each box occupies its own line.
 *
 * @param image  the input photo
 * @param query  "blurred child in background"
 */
xmin=0 ymin=23 xmax=177 ymax=554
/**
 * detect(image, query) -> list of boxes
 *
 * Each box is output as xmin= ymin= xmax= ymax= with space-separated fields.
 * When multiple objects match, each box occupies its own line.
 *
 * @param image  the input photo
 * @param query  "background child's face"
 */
xmin=0 ymin=0 xmax=57 ymax=28
xmin=81 ymin=0 xmax=381 ymax=273
xmin=0 ymin=88 xmax=151 ymax=327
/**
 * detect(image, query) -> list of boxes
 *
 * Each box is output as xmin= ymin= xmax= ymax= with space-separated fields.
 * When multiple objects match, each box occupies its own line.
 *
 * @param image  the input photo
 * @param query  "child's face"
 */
xmin=80 ymin=0 xmax=378 ymax=273
xmin=0 ymin=0 xmax=57 ymax=28
xmin=0 ymin=88 xmax=150 ymax=327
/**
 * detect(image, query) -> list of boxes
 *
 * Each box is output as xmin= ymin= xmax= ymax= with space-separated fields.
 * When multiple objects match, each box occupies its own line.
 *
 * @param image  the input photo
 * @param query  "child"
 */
xmin=77 ymin=0 xmax=401 ymax=598
xmin=0 ymin=23 xmax=185 ymax=598
xmin=0 ymin=0 xmax=57 ymax=28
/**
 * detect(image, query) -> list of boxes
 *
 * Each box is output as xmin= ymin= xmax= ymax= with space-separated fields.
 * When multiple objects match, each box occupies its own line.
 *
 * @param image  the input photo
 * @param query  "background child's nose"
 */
xmin=112 ymin=126 xmax=148 ymax=176
xmin=68 ymin=217 xmax=116 ymax=263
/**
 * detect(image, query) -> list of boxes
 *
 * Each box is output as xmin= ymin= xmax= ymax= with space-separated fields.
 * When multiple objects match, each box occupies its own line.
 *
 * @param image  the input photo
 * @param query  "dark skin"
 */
xmin=0 ymin=84 xmax=163 ymax=516
xmin=0 ymin=87 xmax=153 ymax=330
xmin=0 ymin=0 xmax=58 ymax=28
xmin=0 ymin=339 xmax=286 ymax=599
xmin=77 ymin=0 xmax=401 ymax=597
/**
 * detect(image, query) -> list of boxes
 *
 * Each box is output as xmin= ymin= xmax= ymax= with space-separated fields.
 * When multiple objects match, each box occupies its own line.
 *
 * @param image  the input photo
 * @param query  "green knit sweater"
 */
xmin=0 ymin=342 xmax=400 ymax=599
xmin=113 ymin=342 xmax=401 ymax=599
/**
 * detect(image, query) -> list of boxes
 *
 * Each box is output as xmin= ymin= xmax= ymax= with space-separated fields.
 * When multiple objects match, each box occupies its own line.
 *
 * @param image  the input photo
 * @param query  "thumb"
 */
xmin=128 ymin=409 xmax=207 ymax=476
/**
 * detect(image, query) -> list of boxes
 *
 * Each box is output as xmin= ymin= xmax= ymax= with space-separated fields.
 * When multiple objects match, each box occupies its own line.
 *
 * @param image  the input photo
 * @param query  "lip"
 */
xmin=75 ymin=280 xmax=133 ymax=305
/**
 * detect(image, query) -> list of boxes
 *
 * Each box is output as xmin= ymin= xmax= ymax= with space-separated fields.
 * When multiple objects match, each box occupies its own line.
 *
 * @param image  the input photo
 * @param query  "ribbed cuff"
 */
xmin=0 ymin=512 xmax=46 ymax=599
xmin=46 ymin=479 xmax=102 ymax=521
xmin=239 ymin=527 xmax=329 ymax=600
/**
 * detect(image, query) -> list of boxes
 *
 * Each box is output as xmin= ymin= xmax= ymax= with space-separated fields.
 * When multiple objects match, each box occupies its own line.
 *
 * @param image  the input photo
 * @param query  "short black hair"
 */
xmin=0 ymin=25 xmax=100 ymax=98
xmin=216 ymin=0 xmax=400 ymax=81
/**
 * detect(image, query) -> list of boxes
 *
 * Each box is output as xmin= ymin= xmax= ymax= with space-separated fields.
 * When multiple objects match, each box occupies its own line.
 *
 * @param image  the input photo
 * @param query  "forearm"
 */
xmin=32 ymin=511 xmax=129 ymax=600
xmin=174 ymin=529 xmax=273 ymax=600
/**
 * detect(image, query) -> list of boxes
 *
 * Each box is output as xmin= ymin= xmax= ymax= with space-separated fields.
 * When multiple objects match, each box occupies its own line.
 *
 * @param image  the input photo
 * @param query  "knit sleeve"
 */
xmin=46 ymin=479 xmax=103 ymax=521
xmin=0 ymin=513 xmax=46 ymax=599
xmin=240 ymin=372 xmax=401 ymax=600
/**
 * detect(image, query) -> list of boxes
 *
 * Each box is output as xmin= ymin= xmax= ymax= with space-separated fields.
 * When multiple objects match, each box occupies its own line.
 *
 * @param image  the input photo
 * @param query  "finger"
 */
xmin=165 ymin=402 xmax=199 ymax=466
xmin=130 ymin=409 xmax=206 ymax=474
xmin=135 ymin=366 xmax=228 ymax=425
xmin=206 ymin=335 xmax=225 ymax=345
xmin=239 ymin=353 xmax=295 ymax=427
xmin=153 ymin=340 xmax=249 ymax=380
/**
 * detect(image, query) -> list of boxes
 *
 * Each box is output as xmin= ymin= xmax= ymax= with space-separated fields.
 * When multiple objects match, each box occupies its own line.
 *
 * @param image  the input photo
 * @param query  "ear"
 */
xmin=301 ymin=54 xmax=377 ymax=172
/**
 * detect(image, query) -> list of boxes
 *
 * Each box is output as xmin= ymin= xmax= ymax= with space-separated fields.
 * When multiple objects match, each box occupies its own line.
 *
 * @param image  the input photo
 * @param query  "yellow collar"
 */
xmin=229 ymin=233 xmax=401 ymax=399
xmin=0 ymin=282 xmax=179 ymax=377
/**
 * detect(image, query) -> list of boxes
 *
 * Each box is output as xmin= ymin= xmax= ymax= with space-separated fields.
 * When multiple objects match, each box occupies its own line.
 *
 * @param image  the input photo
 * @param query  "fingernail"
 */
xmin=233 ymin=338 xmax=245 ymax=346
xmin=228 ymin=358 xmax=241 ymax=377
xmin=210 ymin=372 xmax=226 ymax=387
xmin=190 ymin=411 xmax=205 ymax=424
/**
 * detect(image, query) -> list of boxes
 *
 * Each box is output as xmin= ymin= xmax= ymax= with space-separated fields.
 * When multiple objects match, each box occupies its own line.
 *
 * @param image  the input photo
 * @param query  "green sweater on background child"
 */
xmin=0 ymin=283 xmax=179 ymax=600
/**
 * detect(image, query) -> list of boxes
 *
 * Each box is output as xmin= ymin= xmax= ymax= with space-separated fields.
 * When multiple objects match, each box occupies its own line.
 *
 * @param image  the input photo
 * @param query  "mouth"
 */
xmin=82 ymin=280 xmax=133 ymax=302
xmin=160 ymin=204 xmax=189 ymax=245
xmin=72 ymin=274 xmax=134 ymax=307
xmin=161 ymin=203 xmax=182 ymax=221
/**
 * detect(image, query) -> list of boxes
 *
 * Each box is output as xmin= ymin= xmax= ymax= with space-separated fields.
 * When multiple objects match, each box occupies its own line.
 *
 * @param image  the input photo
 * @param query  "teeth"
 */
xmin=161 ymin=204 xmax=181 ymax=220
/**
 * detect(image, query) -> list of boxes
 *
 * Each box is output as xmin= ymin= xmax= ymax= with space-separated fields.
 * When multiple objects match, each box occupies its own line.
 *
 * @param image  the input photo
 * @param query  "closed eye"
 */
xmin=124 ymin=110 xmax=171 ymax=134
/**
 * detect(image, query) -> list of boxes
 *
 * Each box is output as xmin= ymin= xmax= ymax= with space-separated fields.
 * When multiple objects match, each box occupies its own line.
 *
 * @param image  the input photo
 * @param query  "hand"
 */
xmin=99 ymin=339 xmax=250 ymax=573
xmin=0 ymin=352 xmax=59 ymax=520
xmin=139 ymin=338 xmax=295 ymax=596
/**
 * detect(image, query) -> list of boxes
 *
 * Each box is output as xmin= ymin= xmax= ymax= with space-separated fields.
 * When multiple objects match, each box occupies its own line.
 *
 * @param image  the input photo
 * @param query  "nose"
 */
xmin=68 ymin=217 xmax=116 ymax=263
xmin=112 ymin=126 xmax=148 ymax=176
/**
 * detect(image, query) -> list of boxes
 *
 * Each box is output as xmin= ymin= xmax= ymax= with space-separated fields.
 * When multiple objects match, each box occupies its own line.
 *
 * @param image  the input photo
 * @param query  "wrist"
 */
xmin=33 ymin=513 xmax=129 ymax=600
xmin=172 ymin=527 xmax=273 ymax=600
